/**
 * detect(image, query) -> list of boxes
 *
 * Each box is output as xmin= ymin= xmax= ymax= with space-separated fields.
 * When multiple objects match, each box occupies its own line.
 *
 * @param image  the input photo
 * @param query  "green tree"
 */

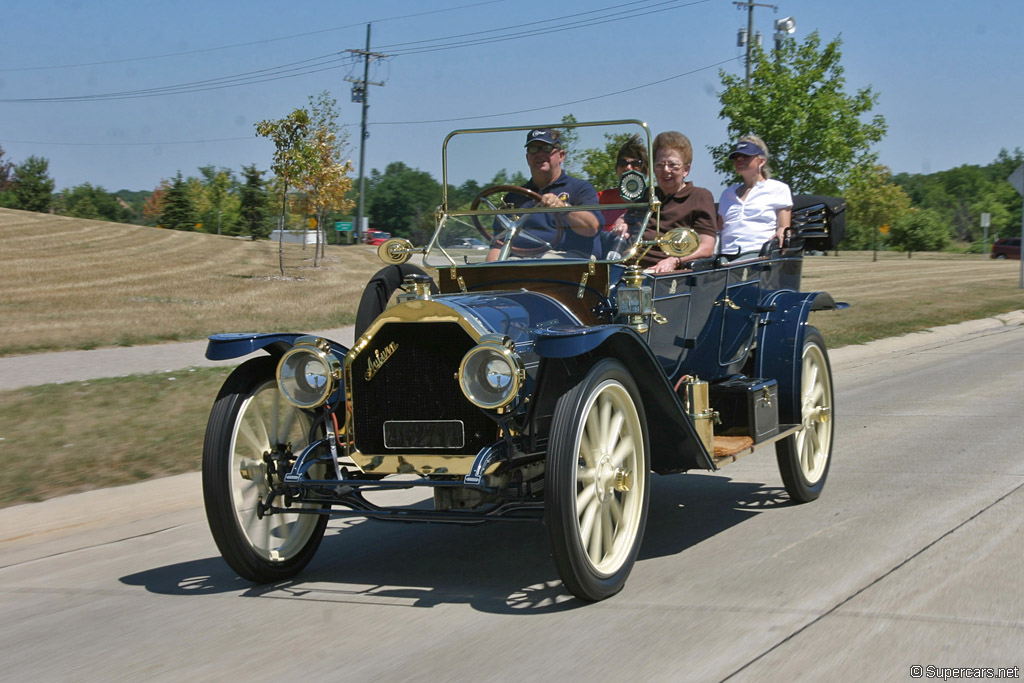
xmin=558 ymin=113 xmax=582 ymax=176
xmin=712 ymin=31 xmax=887 ymax=194
xmin=11 ymin=155 xmax=55 ymax=213
xmin=159 ymin=172 xmax=199 ymax=231
xmin=488 ymin=168 xmax=529 ymax=187
xmin=0 ymin=145 xmax=14 ymax=191
xmin=196 ymin=166 xmax=239 ymax=236
xmin=255 ymin=107 xmax=312 ymax=275
xmin=366 ymin=162 xmax=442 ymax=243
xmin=291 ymin=91 xmax=354 ymax=259
xmin=842 ymin=165 xmax=912 ymax=250
xmin=60 ymin=183 xmax=133 ymax=222
xmin=893 ymin=149 xmax=1023 ymax=247
xmin=889 ymin=208 xmax=949 ymax=258
xmin=238 ymin=165 xmax=271 ymax=240
xmin=581 ymin=132 xmax=636 ymax=192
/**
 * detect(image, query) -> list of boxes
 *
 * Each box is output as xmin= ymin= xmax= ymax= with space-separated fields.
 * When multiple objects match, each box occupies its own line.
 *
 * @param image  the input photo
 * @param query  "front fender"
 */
xmin=533 ymin=324 xmax=623 ymax=358
xmin=205 ymin=332 xmax=350 ymax=361
xmin=531 ymin=326 xmax=715 ymax=474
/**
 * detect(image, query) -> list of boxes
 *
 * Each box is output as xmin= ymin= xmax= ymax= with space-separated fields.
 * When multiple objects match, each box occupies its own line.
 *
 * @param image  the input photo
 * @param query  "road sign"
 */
xmin=1009 ymin=163 xmax=1024 ymax=197
xmin=1011 ymin=164 xmax=1024 ymax=290
xmin=335 ymin=221 xmax=354 ymax=232
xmin=879 ymin=224 xmax=890 ymax=235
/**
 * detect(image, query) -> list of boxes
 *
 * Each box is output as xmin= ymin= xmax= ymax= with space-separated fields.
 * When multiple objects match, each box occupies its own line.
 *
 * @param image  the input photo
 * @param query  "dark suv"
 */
xmin=991 ymin=237 xmax=1021 ymax=260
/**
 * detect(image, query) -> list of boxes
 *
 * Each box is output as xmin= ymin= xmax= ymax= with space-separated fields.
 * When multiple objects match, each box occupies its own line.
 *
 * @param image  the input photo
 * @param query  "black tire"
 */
xmin=545 ymin=359 xmax=650 ymax=601
xmin=354 ymin=264 xmax=438 ymax=338
xmin=776 ymin=327 xmax=834 ymax=503
xmin=202 ymin=356 xmax=329 ymax=582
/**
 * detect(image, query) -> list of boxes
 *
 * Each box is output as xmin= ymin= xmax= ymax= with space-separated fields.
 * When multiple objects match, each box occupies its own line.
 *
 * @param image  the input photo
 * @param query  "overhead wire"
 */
xmin=0 ymin=0 xmax=511 ymax=73
xmin=0 ymin=0 xmax=728 ymax=145
xmin=377 ymin=0 xmax=711 ymax=56
xmin=374 ymin=56 xmax=740 ymax=125
xmin=0 ymin=0 xmax=706 ymax=102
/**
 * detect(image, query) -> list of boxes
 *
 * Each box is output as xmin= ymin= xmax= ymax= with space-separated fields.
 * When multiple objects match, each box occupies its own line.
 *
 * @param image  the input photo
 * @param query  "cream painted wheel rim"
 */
xmin=795 ymin=342 xmax=832 ymax=484
xmin=228 ymin=381 xmax=321 ymax=562
xmin=573 ymin=379 xmax=646 ymax=575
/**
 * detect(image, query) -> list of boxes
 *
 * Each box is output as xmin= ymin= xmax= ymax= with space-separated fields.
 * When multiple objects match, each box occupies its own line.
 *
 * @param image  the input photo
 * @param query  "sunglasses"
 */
xmin=617 ymin=158 xmax=644 ymax=169
xmin=526 ymin=143 xmax=560 ymax=155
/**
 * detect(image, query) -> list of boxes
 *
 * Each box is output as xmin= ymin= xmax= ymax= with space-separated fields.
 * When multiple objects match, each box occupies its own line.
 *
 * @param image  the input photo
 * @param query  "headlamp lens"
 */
xmin=277 ymin=345 xmax=338 ymax=408
xmin=459 ymin=343 xmax=522 ymax=409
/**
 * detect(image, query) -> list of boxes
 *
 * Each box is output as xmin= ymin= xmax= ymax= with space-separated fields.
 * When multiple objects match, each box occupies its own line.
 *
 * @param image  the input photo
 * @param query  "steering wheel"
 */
xmin=470 ymin=184 xmax=559 ymax=256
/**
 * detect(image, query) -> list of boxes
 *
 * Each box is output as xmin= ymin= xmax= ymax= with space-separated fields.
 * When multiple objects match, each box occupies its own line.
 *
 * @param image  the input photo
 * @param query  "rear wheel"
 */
xmin=202 ymin=356 xmax=329 ymax=582
xmin=545 ymin=359 xmax=650 ymax=601
xmin=776 ymin=327 xmax=833 ymax=503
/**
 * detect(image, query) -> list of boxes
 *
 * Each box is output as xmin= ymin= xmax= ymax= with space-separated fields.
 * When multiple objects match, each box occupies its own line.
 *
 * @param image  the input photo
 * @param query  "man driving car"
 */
xmin=486 ymin=129 xmax=601 ymax=260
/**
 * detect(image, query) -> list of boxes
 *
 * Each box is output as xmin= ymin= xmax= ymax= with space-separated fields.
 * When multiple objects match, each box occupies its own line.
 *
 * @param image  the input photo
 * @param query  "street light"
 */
xmin=774 ymin=16 xmax=796 ymax=51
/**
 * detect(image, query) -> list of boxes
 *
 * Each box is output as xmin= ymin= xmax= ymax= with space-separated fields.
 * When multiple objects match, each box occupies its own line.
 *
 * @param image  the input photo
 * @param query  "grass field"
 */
xmin=2 ymin=207 xmax=1023 ymax=506
xmin=0 ymin=208 xmax=384 ymax=356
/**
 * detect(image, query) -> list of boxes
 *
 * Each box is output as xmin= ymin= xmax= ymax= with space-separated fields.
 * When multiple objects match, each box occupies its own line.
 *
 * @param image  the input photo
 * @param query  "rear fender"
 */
xmin=754 ymin=291 xmax=836 ymax=423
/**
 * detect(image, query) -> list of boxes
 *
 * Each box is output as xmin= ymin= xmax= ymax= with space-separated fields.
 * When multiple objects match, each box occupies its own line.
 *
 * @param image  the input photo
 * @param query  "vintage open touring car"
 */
xmin=201 ymin=120 xmax=846 ymax=601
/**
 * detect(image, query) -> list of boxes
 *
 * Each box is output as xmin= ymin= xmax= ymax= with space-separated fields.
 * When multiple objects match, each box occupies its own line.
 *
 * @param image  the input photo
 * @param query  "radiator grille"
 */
xmin=350 ymin=322 xmax=496 ymax=455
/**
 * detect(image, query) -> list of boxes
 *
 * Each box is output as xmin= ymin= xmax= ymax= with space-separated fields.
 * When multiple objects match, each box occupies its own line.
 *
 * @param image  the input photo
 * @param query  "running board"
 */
xmin=712 ymin=424 xmax=801 ymax=466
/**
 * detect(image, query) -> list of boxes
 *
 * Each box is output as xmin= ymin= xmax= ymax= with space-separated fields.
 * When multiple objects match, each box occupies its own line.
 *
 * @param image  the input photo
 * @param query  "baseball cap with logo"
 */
xmin=524 ymin=129 xmax=562 ymax=147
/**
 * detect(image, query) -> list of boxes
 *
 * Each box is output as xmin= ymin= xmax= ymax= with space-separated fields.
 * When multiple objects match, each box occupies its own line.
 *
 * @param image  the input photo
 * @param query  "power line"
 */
xmin=374 ymin=56 xmax=741 ymax=125
xmin=0 ymin=55 xmax=356 ymax=103
xmin=0 ymin=137 xmax=256 ymax=147
xmin=0 ymin=0 xmax=710 ymax=103
xmin=0 ymin=56 xmax=737 ymax=148
xmin=0 ymin=0 xmax=511 ymax=73
xmin=373 ymin=0 xmax=696 ymax=54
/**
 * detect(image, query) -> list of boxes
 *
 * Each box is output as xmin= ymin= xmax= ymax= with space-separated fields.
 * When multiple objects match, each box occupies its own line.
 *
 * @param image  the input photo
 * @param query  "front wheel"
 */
xmin=545 ymin=359 xmax=650 ymax=601
xmin=776 ymin=327 xmax=834 ymax=503
xmin=202 ymin=356 xmax=329 ymax=582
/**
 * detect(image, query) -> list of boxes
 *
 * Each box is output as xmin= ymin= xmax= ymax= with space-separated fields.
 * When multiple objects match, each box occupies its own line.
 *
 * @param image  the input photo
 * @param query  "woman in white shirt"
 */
xmin=717 ymin=135 xmax=792 ymax=259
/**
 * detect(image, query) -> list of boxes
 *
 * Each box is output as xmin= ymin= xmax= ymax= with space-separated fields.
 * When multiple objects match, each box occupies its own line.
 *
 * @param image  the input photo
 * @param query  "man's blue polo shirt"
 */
xmin=498 ymin=171 xmax=601 ymax=257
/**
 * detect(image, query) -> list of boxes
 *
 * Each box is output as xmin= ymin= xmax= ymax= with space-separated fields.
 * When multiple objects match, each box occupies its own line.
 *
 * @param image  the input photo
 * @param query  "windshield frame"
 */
xmin=427 ymin=120 xmax=659 ymax=265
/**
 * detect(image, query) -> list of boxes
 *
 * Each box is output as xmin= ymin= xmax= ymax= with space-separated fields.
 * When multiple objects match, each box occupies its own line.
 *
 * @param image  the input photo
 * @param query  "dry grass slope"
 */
xmin=0 ymin=208 xmax=385 ymax=355
xmin=3 ymin=208 xmax=1024 ymax=355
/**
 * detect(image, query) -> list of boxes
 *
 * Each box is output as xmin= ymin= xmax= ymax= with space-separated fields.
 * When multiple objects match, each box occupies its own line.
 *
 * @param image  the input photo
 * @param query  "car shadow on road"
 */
xmin=119 ymin=473 xmax=790 ymax=614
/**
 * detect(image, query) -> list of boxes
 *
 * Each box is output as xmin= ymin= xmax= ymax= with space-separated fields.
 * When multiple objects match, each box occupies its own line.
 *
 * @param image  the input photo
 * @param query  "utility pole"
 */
xmin=346 ymin=24 xmax=388 ymax=244
xmin=734 ymin=1 xmax=776 ymax=88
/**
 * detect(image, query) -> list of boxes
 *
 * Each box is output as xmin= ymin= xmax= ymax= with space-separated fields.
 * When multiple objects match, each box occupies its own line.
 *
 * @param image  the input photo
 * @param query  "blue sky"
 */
xmin=1 ymin=0 xmax=1020 ymax=201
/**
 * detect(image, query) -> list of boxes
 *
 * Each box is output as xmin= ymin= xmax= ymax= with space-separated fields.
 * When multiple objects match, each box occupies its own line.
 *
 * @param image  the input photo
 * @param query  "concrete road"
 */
xmin=0 ymin=326 xmax=357 ymax=391
xmin=1 ymin=315 xmax=1023 ymax=682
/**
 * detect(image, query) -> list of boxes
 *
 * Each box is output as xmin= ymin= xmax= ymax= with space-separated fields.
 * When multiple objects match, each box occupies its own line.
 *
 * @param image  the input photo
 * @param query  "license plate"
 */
xmin=383 ymin=420 xmax=465 ymax=449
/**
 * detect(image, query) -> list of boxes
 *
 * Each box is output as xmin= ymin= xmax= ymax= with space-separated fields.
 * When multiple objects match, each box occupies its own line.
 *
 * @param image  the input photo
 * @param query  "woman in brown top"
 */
xmin=640 ymin=131 xmax=718 ymax=272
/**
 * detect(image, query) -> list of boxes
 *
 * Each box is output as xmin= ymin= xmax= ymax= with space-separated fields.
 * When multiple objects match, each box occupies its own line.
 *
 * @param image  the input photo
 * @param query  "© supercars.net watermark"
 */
xmin=910 ymin=666 xmax=1020 ymax=680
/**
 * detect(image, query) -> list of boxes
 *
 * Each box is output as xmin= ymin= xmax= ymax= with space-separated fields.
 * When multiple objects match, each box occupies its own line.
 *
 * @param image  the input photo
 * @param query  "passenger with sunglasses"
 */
xmin=613 ymin=131 xmax=717 ymax=272
xmin=598 ymin=134 xmax=649 ymax=230
xmin=486 ymin=128 xmax=601 ymax=260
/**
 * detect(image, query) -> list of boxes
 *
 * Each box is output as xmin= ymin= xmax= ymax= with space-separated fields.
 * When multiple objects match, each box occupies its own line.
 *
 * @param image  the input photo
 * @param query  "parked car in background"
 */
xmin=991 ymin=237 xmax=1021 ymax=260
xmin=452 ymin=237 xmax=488 ymax=250
xmin=365 ymin=230 xmax=391 ymax=246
